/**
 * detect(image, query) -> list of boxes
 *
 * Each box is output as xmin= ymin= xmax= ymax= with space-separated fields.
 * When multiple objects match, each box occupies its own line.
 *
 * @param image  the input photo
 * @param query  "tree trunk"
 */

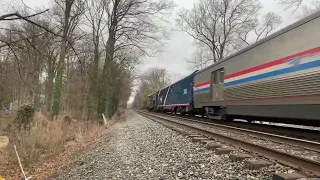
xmin=52 ymin=56 xmax=65 ymax=119
xmin=82 ymin=71 xmax=89 ymax=120
xmin=63 ymin=55 xmax=71 ymax=112
xmin=97 ymin=29 xmax=116 ymax=120
xmin=33 ymin=55 xmax=41 ymax=111
xmin=97 ymin=58 xmax=109 ymax=120
xmin=45 ymin=59 xmax=54 ymax=116
xmin=33 ymin=72 xmax=41 ymax=111
xmin=87 ymin=36 xmax=100 ymax=120
xmin=97 ymin=0 xmax=121 ymax=120
xmin=51 ymin=0 xmax=73 ymax=119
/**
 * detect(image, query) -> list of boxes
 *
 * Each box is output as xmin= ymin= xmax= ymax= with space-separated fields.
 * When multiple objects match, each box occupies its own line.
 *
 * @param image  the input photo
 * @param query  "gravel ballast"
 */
xmin=54 ymin=110 xmax=290 ymax=180
xmin=160 ymin=114 xmax=320 ymax=162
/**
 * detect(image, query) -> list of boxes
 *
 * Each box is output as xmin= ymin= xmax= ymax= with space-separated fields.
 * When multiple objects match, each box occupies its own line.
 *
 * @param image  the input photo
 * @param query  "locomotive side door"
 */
xmin=211 ymin=68 xmax=224 ymax=101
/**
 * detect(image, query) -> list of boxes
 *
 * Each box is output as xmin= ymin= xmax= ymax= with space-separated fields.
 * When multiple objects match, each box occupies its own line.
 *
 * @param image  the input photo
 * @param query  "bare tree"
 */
xmin=298 ymin=1 xmax=320 ymax=17
xmin=180 ymin=1 xmax=283 ymax=69
xmin=51 ymin=0 xmax=85 ymax=119
xmin=103 ymin=46 xmax=141 ymax=118
xmin=0 ymin=9 xmax=49 ymax=48
xmin=237 ymin=12 xmax=282 ymax=48
xmin=132 ymin=67 xmax=170 ymax=109
xmin=0 ymin=15 xmax=58 ymax=110
xmin=278 ymin=0 xmax=305 ymax=9
xmin=278 ymin=0 xmax=320 ymax=17
xmin=42 ymin=28 xmax=60 ymax=115
xmin=97 ymin=0 xmax=175 ymax=118
xmin=176 ymin=0 xmax=261 ymax=63
xmin=1 ymin=0 xmax=169 ymax=123
xmin=0 ymin=4 xmax=66 ymax=114
xmin=187 ymin=42 xmax=213 ymax=70
xmin=141 ymin=68 xmax=170 ymax=91
xmin=83 ymin=0 xmax=108 ymax=120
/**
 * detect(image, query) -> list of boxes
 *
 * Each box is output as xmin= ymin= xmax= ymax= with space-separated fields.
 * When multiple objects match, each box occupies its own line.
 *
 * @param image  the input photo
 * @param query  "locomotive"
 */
xmin=148 ymin=11 xmax=320 ymax=126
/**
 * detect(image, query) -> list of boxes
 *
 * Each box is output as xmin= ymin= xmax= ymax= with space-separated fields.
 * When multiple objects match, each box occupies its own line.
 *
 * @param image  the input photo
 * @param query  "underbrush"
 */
xmin=0 ymin=112 xmax=111 ymax=179
xmin=6 ymin=117 xmax=99 ymax=166
xmin=0 ymin=106 xmax=124 ymax=179
xmin=0 ymin=116 xmax=11 ymax=132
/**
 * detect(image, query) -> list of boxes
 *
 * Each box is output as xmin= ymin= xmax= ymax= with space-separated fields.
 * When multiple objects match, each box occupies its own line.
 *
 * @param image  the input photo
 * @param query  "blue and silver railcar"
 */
xmin=193 ymin=11 xmax=320 ymax=126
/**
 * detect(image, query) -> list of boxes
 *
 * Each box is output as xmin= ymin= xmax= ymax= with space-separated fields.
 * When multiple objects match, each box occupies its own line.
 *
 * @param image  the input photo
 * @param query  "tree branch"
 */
xmin=0 ymin=9 xmax=49 ymax=21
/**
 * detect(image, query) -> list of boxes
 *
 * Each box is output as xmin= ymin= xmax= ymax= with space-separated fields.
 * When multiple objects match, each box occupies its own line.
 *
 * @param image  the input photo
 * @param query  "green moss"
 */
xmin=52 ymin=67 xmax=64 ymax=118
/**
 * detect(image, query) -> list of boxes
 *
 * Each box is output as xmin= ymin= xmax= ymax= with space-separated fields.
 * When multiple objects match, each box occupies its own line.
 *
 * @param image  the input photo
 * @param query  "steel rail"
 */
xmin=192 ymin=115 xmax=319 ymax=141
xmin=162 ymin=113 xmax=320 ymax=141
xmin=136 ymin=111 xmax=320 ymax=177
xmin=151 ymin=112 xmax=320 ymax=153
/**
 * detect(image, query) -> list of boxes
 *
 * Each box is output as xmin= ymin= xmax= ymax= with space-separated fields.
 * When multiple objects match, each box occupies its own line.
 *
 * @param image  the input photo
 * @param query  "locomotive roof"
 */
xmin=195 ymin=10 xmax=320 ymax=74
xmin=156 ymin=70 xmax=198 ymax=93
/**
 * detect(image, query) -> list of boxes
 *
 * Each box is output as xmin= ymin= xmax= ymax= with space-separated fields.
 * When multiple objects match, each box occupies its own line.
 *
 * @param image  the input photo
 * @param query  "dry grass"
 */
xmin=8 ymin=118 xmax=100 ymax=165
xmin=0 ymin=111 xmax=115 ymax=179
xmin=0 ymin=116 xmax=11 ymax=132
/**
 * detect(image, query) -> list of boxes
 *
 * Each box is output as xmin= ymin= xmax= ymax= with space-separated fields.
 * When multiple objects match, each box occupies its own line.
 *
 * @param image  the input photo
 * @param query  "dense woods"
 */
xmin=0 ymin=0 xmax=174 ymax=121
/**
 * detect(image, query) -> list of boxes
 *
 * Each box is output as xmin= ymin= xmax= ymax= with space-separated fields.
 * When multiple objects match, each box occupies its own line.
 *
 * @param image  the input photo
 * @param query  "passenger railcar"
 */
xmin=193 ymin=11 xmax=320 ymax=126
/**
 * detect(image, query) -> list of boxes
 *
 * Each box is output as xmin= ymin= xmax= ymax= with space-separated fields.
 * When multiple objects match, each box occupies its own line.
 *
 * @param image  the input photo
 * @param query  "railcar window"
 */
xmin=219 ymin=69 xmax=224 ymax=83
xmin=215 ymin=71 xmax=219 ymax=84
xmin=211 ymin=71 xmax=217 ymax=85
xmin=212 ymin=69 xmax=224 ymax=85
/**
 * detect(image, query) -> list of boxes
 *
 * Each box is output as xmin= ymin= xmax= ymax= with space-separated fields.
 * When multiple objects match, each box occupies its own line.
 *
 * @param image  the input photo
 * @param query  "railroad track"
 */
xmin=161 ymin=112 xmax=320 ymax=143
xmin=155 ymin=112 xmax=320 ymax=153
xmin=136 ymin=110 xmax=320 ymax=178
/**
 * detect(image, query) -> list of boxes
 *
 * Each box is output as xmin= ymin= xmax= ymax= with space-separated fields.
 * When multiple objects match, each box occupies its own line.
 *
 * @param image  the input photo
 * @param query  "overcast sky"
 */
xmin=1 ymin=0 xmax=314 ymax=103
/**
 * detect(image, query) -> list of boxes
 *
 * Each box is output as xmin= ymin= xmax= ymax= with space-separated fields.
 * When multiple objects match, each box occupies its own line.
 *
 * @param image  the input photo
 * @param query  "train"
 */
xmin=147 ymin=10 xmax=320 ymax=126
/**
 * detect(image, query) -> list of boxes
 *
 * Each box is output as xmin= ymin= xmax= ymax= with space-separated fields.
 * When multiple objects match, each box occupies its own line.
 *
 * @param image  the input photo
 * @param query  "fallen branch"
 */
xmin=102 ymin=113 xmax=107 ymax=126
xmin=14 ymin=145 xmax=32 ymax=180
